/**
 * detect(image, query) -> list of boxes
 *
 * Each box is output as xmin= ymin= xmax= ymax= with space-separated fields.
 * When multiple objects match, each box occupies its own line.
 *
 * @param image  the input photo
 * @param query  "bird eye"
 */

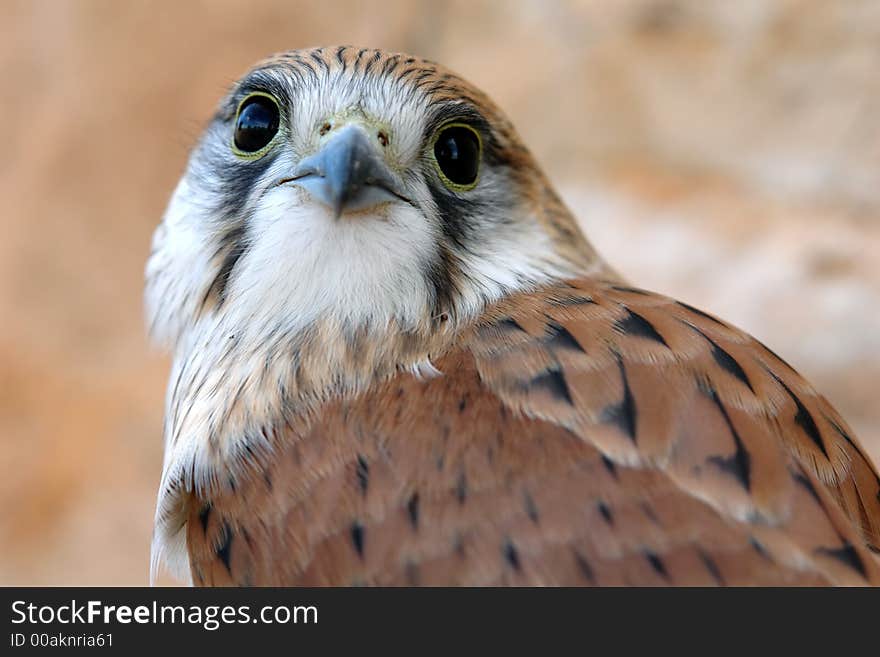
xmin=432 ymin=123 xmax=481 ymax=191
xmin=232 ymin=93 xmax=280 ymax=156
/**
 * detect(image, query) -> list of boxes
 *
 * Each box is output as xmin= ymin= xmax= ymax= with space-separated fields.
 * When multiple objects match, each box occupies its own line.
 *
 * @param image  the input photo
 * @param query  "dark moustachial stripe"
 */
xmin=203 ymin=226 xmax=249 ymax=307
xmin=614 ymin=308 xmax=669 ymax=347
xmin=597 ymin=500 xmax=614 ymax=526
xmin=600 ymin=356 xmax=637 ymax=441
xmin=706 ymin=388 xmax=752 ymax=490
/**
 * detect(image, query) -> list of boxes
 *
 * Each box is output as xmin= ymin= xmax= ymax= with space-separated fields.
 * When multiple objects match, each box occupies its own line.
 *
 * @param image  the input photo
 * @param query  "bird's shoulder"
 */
xmin=467 ymin=278 xmax=880 ymax=563
xmin=185 ymin=278 xmax=880 ymax=585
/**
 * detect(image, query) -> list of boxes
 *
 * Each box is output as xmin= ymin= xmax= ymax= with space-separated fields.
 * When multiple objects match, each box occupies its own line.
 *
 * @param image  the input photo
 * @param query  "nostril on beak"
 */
xmin=287 ymin=123 xmax=405 ymax=218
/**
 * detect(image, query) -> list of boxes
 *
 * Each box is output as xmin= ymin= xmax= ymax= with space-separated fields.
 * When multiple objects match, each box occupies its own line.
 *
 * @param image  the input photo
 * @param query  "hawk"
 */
xmin=146 ymin=46 xmax=880 ymax=586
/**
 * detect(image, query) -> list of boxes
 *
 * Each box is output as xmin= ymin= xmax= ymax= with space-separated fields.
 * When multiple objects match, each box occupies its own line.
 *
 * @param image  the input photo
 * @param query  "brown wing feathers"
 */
xmin=185 ymin=278 xmax=880 ymax=585
xmin=472 ymin=279 xmax=880 ymax=580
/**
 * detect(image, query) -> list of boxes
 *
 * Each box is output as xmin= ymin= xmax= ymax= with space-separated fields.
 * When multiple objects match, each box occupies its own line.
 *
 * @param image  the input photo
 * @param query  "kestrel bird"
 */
xmin=146 ymin=46 xmax=880 ymax=586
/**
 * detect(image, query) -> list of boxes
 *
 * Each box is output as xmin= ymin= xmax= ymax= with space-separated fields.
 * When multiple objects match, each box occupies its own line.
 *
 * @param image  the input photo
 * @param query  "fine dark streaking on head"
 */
xmin=146 ymin=46 xmax=880 ymax=586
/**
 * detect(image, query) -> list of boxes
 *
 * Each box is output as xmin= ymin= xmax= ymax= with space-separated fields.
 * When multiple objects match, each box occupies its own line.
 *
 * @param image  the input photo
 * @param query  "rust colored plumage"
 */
xmin=185 ymin=280 xmax=880 ymax=586
xmin=148 ymin=47 xmax=879 ymax=586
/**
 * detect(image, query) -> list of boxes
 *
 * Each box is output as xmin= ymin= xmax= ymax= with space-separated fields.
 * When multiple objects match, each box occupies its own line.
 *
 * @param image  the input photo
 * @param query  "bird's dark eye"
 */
xmin=432 ymin=124 xmax=481 ymax=190
xmin=233 ymin=94 xmax=280 ymax=155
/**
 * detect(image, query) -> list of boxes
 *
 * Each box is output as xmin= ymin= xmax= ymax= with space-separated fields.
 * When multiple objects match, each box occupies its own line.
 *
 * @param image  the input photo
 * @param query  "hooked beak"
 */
xmin=281 ymin=124 xmax=410 ymax=218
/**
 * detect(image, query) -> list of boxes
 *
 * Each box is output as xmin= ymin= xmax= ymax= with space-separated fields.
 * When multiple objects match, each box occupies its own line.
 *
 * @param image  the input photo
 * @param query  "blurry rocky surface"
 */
xmin=1 ymin=0 xmax=877 ymax=584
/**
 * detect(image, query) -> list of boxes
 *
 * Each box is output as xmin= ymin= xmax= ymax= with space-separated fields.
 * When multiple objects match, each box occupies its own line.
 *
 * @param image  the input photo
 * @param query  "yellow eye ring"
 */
xmin=230 ymin=92 xmax=281 ymax=160
xmin=430 ymin=122 xmax=482 ymax=192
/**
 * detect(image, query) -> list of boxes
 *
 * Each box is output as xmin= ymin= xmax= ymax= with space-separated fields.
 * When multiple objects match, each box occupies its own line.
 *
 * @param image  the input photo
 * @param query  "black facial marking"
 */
xmin=356 ymin=455 xmax=369 ymax=496
xmin=216 ymin=522 xmax=233 ymax=573
xmin=644 ymin=550 xmax=668 ymax=579
xmin=597 ymin=501 xmax=614 ymax=526
xmin=816 ymin=544 xmax=867 ymax=578
xmin=407 ymin=492 xmax=420 ymax=530
xmin=706 ymin=388 xmax=752 ymax=490
xmin=614 ymin=309 xmax=669 ymax=347
xmin=528 ymin=367 xmax=574 ymax=406
xmin=600 ymin=357 xmax=637 ymax=441
xmin=543 ymin=321 xmax=585 ymax=354
xmin=698 ymin=550 xmax=725 ymax=586
xmin=198 ymin=502 xmax=212 ymax=533
xmin=205 ymin=228 xmax=249 ymax=307
xmin=573 ymin=551 xmax=596 ymax=584
xmin=351 ymin=522 xmax=365 ymax=558
xmin=426 ymin=180 xmax=480 ymax=250
xmin=425 ymin=246 xmax=458 ymax=320
xmin=207 ymin=145 xmax=280 ymax=223
xmin=503 ymin=540 xmax=521 ymax=571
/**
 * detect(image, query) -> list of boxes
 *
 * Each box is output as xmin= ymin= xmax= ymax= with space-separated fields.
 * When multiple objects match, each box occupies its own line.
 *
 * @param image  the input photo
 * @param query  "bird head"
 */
xmin=146 ymin=47 xmax=603 ymax=358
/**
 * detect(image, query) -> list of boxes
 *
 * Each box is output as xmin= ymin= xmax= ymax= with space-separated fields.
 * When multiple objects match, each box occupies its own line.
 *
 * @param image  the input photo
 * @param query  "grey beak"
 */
xmin=291 ymin=124 xmax=402 ymax=217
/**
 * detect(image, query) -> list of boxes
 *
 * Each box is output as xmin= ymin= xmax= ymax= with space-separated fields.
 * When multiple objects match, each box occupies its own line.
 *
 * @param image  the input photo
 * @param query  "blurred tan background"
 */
xmin=1 ymin=0 xmax=878 ymax=585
